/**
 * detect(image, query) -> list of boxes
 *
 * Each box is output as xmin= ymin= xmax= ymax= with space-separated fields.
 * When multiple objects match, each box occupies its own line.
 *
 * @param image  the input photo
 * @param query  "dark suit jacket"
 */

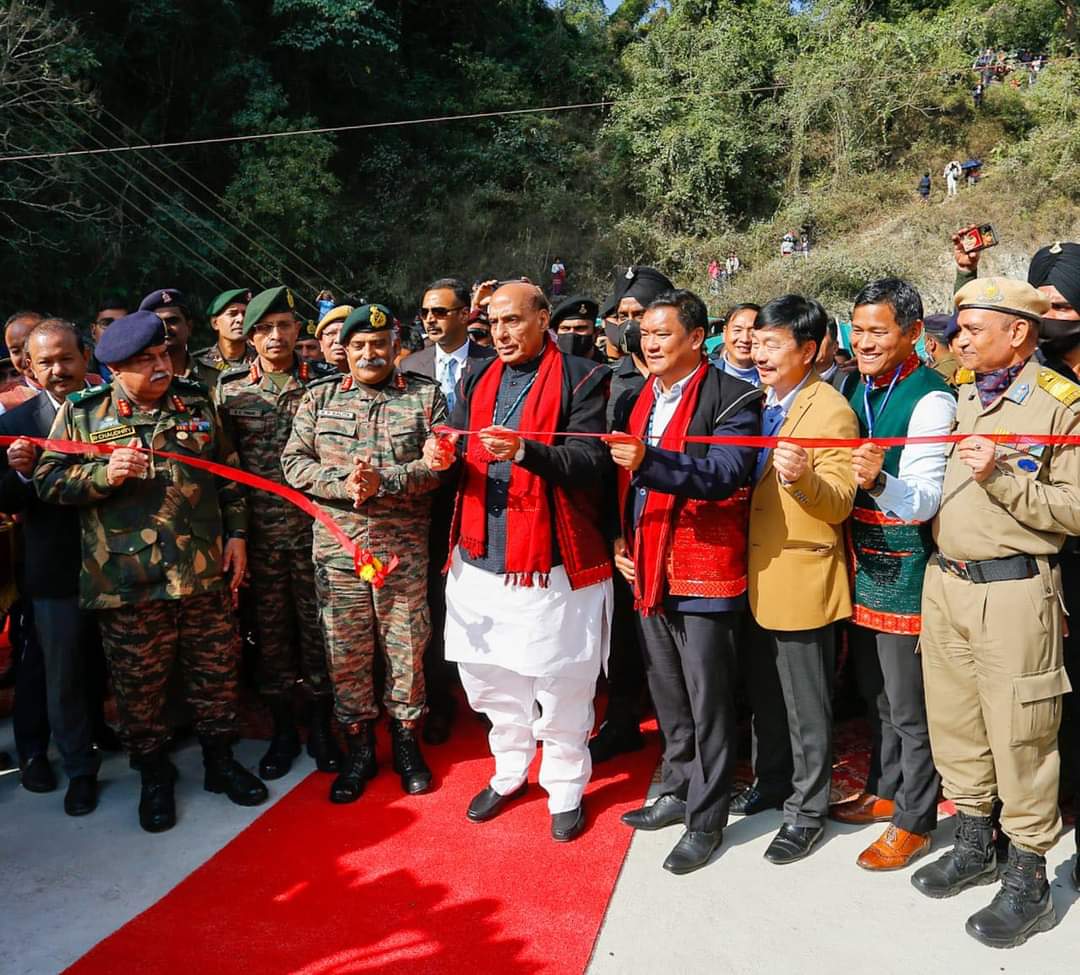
xmin=0 ymin=392 xmax=82 ymax=598
xmin=401 ymin=339 xmax=495 ymax=383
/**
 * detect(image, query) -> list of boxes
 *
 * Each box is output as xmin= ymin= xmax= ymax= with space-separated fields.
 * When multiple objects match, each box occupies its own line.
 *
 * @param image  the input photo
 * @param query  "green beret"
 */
xmin=242 ymin=286 xmax=296 ymax=335
xmin=341 ymin=303 xmax=397 ymax=343
xmin=207 ymin=288 xmax=254 ymax=319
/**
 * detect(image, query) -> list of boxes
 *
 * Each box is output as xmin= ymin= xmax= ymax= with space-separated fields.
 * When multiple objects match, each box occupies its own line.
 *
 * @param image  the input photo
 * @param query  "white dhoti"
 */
xmin=445 ymin=550 xmax=613 ymax=814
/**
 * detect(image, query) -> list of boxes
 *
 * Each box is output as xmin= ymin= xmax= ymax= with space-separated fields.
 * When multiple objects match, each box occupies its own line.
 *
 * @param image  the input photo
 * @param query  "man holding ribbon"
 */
xmin=828 ymin=278 xmax=955 ymax=872
xmin=35 ymin=310 xmax=267 ymax=833
xmin=912 ymin=276 xmax=1080 ymax=948
xmin=427 ymin=281 xmax=612 ymax=843
xmin=283 ymin=303 xmax=447 ymax=804
xmin=608 ymin=289 xmax=761 ymax=875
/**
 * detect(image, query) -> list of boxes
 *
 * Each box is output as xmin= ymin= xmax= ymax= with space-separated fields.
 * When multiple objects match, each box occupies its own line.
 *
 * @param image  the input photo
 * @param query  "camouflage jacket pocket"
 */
xmin=390 ymin=429 xmax=424 ymax=463
xmin=104 ymin=528 xmax=164 ymax=590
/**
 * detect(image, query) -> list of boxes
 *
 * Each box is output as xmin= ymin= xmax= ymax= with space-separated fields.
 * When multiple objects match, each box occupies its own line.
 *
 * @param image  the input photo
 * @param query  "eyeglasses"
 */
xmin=252 ymin=322 xmax=296 ymax=336
xmin=420 ymin=305 xmax=465 ymax=319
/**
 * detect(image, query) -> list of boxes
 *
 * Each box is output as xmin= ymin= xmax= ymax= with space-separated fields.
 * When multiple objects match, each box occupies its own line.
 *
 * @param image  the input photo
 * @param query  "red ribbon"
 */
xmin=0 ymin=434 xmax=399 ymax=583
xmin=435 ymin=426 xmax=1080 ymax=449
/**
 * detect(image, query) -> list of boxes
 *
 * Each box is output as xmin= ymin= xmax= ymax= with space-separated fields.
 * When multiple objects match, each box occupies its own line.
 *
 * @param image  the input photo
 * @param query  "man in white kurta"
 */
xmin=427 ymin=282 xmax=613 ymax=842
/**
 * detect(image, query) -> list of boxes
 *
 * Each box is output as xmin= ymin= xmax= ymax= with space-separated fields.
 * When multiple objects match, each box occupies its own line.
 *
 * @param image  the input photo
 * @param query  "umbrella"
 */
xmin=961 ymin=159 xmax=982 ymax=170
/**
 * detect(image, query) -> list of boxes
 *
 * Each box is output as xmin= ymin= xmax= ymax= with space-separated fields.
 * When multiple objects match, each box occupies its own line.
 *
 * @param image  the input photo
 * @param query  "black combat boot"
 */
xmin=329 ymin=722 xmax=377 ymax=804
xmin=259 ymin=697 xmax=302 ymax=780
xmin=1073 ymin=825 xmax=1079 ymax=891
xmin=136 ymin=750 xmax=178 ymax=833
xmin=306 ymin=698 xmax=343 ymax=773
xmin=202 ymin=737 xmax=269 ymax=806
xmin=390 ymin=719 xmax=433 ymax=795
xmin=911 ymin=812 xmax=997 ymax=898
xmin=965 ymin=845 xmax=1056 ymax=948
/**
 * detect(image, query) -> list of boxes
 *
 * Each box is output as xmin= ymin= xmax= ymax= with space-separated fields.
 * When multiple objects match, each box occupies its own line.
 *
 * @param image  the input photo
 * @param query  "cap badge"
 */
xmin=578 ymin=304 xmax=588 ymax=315
xmin=286 ymin=289 xmax=295 ymax=310
xmin=161 ymin=291 xmax=172 ymax=304
xmin=1050 ymin=241 xmax=1063 ymax=254
xmin=370 ymin=306 xmax=387 ymax=329
xmin=624 ymin=267 xmax=635 ymax=279
xmin=982 ymin=282 xmax=1004 ymax=302
xmin=244 ymin=291 xmax=253 ymax=302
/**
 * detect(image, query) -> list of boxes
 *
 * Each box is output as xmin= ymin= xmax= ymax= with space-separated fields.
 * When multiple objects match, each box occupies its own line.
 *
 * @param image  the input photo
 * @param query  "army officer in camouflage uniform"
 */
xmin=35 ymin=311 xmax=267 ymax=833
xmin=218 ymin=285 xmax=340 ymax=780
xmin=283 ymin=303 xmax=447 ymax=804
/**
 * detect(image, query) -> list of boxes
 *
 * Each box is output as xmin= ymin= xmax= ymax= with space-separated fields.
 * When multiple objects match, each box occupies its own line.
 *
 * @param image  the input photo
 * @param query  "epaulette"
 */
xmin=68 ymin=383 xmax=111 ymax=406
xmin=954 ymin=368 xmax=975 ymax=385
xmin=218 ymin=363 xmax=251 ymax=384
xmin=300 ymin=361 xmax=338 ymax=383
xmin=306 ymin=371 xmax=344 ymax=391
xmin=173 ymin=375 xmax=206 ymax=392
xmin=1037 ymin=367 xmax=1080 ymax=408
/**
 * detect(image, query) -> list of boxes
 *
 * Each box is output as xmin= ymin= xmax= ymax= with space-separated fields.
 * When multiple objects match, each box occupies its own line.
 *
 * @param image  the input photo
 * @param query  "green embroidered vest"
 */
xmin=848 ymin=363 xmax=953 ymax=634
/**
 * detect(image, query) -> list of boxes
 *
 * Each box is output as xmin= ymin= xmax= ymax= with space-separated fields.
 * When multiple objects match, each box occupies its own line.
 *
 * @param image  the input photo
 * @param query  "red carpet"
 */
xmin=66 ymin=713 xmax=661 ymax=975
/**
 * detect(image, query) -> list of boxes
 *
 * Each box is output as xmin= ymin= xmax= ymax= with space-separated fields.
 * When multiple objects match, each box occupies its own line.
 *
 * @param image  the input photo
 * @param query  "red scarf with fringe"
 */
xmin=617 ymin=364 xmax=711 ymax=614
xmin=457 ymin=339 xmax=599 ymax=588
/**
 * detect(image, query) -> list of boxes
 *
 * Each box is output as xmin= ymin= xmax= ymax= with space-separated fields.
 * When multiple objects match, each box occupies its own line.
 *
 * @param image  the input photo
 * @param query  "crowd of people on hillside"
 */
xmin=2 ymin=228 xmax=1080 ymax=952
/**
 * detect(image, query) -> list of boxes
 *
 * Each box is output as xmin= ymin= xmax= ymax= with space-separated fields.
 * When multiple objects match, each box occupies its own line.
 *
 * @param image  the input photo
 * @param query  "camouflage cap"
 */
xmin=207 ymin=288 xmax=254 ymax=319
xmin=954 ymin=276 xmax=1051 ymax=323
xmin=242 ymin=286 xmax=295 ymax=335
xmin=341 ymin=304 xmax=396 ymax=344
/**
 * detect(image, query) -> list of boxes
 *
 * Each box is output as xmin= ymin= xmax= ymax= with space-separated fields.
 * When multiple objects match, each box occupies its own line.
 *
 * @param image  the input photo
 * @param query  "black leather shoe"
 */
xmin=912 ymin=812 xmax=997 ymax=899
xmin=330 ymin=723 xmax=377 ymax=804
xmin=64 ymin=774 xmax=98 ymax=816
xmin=390 ymin=719 xmax=433 ymax=795
xmin=965 ymin=846 xmax=1056 ymax=948
xmin=467 ymin=783 xmax=528 ymax=822
xmin=202 ymin=739 xmax=269 ymax=806
xmin=1072 ymin=853 xmax=1079 ymax=892
xmin=731 ymin=785 xmax=785 ymax=816
xmin=422 ymin=698 xmax=457 ymax=746
xmin=20 ymin=754 xmax=57 ymax=793
xmin=552 ymin=806 xmax=586 ymax=842
xmin=764 ymin=824 xmax=823 ymax=864
xmin=92 ymin=723 xmax=123 ymax=753
xmin=663 ymin=829 xmax=723 ymax=875
xmin=621 ymin=793 xmax=687 ymax=831
xmin=306 ymin=698 xmax=343 ymax=773
xmin=259 ymin=698 xmax=301 ymax=780
xmin=138 ymin=756 xmax=176 ymax=833
xmin=588 ymin=719 xmax=645 ymax=764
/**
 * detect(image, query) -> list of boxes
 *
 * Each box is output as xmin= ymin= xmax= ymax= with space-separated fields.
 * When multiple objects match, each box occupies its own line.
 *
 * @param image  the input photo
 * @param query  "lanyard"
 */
xmin=494 ymin=372 xmax=538 ymax=427
xmin=862 ymin=362 xmax=903 ymax=437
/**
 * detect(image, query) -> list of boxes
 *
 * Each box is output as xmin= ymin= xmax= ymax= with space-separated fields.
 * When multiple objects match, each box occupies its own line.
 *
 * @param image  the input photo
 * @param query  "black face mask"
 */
xmin=603 ymin=322 xmax=622 ymax=349
xmin=622 ymin=320 xmax=643 ymax=358
xmin=556 ymin=332 xmax=595 ymax=358
xmin=1038 ymin=316 xmax=1080 ymax=356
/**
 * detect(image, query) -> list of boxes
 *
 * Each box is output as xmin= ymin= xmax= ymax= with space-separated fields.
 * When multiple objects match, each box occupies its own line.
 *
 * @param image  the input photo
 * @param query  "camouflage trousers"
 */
xmin=97 ymin=589 xmax=240 ymax=760
xmin=249 ymin=544 xmax=330 ymax=700
xmin=315 ymin=558 xmax=430 ymax=729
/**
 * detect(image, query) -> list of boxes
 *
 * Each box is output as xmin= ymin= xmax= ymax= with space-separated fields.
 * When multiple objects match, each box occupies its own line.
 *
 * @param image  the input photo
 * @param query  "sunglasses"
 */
xmin=420 ymin=305 xmax=465 ymax=319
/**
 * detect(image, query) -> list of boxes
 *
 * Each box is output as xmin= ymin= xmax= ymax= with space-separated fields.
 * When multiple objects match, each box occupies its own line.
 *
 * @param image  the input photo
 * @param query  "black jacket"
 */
xmin=0 ymin=392 xmax=82 ymax=598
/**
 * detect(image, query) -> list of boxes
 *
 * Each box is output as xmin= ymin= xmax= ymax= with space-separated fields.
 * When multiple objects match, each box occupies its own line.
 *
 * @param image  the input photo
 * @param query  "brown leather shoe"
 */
xmin=829 ymin=792 xmax=895 ymax=824
xmin=857 ymin=825 xmax=931 ymax=871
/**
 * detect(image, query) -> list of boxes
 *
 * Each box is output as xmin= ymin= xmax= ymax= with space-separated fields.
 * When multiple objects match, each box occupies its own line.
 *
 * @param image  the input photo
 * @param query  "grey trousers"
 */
xmin=636 ymin=610 xmax=738 ymax=833
xmin=852 ymin=626 xmax=940 ymax=835
xmin=31 ymin=597 xmax=100 ymax=779
xmin=764 ymin=625 xmax=835 ymax=828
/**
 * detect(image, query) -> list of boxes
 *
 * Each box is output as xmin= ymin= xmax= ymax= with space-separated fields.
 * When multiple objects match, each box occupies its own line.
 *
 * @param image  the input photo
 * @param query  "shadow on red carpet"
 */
xmin=64 ymin=712 xmax=661 ymax=975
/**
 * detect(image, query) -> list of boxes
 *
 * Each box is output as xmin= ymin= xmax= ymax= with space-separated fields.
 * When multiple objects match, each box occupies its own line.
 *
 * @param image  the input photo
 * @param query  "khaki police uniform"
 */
xmin=922 ymin=279 xmax=1080 ymax=855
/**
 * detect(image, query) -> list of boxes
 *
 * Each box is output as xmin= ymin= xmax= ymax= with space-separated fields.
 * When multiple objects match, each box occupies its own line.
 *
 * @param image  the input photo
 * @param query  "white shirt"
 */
xmin=434 ymin=341 xmax=469 ymax=398
xmin=646 ymin=364 xmax=703 ymax=443
xmin=872 ymin=389 xmax=956 ymax=523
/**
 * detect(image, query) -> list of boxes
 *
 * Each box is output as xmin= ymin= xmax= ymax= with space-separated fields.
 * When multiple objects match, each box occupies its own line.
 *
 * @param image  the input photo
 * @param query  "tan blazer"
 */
xmin=748 ymin=373 xmax=858 ymax=631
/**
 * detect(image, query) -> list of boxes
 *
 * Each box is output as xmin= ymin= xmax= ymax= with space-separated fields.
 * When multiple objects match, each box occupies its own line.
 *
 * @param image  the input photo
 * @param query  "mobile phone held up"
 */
xmin=959 ymin=224 xmax=999 ymax=254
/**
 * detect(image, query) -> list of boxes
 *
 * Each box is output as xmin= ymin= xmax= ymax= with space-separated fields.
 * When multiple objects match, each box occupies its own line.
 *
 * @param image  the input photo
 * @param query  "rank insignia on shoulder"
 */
xmin=954 ymin=368 xmax=975 ymax=385
xmin=1037 ymin=368 xmax=1080 ymax=407
xmin=341 ymin=376 xmax=353 ymax=392
xmin=89 ymin=424 xmax=136 ymax=444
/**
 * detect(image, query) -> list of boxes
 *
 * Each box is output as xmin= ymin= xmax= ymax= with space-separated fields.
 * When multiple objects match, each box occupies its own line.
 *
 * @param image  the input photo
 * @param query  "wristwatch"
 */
xmin=868 ymin=471 xmax=887 ymax=497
